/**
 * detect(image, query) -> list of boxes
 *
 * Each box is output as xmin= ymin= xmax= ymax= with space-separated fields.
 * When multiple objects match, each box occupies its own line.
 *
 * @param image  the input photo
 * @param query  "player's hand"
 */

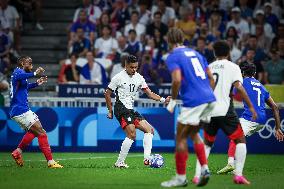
xmin=164 ymin=96 xmax=171 ymax=105
xmin=37 ymin=76 xmax=48 ymax=85
xmin=35 ymin=67 xmax=45 ymax=76
xmin=250 ymin=107 xmax=258 ymax=121
xmin=166 ymin=99 xmax=176 ymax=113
xmin=107 ymin=111 xmax=113 ymax=119
xmin=275 ymin=129 xmax=284 ymax=142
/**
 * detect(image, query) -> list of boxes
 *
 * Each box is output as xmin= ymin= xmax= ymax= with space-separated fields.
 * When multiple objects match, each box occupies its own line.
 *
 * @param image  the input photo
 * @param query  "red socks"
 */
xmin=18 ymin=131 xmax=36 ymax=150
xmin=38 ymin=133 xmax=53 ymax=161
xmin=175 ymin=151 xmax=188 ymax=174
xmin=228 ymin=140 xmax=236 ymax=158
xmin=194 ymin=143 xmax=207 ymax=166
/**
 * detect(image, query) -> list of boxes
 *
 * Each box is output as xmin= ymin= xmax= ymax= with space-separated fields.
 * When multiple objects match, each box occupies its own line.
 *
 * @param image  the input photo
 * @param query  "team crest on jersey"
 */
xmin=127 ymin=117 xmax=131 ymax=122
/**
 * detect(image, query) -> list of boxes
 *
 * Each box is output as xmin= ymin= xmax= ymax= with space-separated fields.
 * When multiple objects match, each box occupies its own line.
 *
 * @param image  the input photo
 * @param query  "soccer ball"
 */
xmin=150 ymin=154 xmax=164 ymax=168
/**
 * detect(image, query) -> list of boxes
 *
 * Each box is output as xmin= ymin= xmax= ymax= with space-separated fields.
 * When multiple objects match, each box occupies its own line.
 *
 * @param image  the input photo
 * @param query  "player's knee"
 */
xmin=128 ymin=132 xmax=136 ymax=140
xmin=176 ymin=142 xmax=187 ymax=152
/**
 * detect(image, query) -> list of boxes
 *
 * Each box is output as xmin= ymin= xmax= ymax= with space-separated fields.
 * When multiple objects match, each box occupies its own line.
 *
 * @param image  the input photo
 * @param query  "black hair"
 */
xmin=128 ymin=29 xmax=137 ymax=35
xmin=102 ymin=24 xmax=112 ymax=31
xmin=131 ymin=11 xmax=139 ymax=16
xmin=126 ymin=55 xmax=138 ymax=64
xmin=154 ymin=11 xmax=162 ymax=17
xmin=212 ymin=40 xmax=230 ymax=57
xmin=239 ymin=61 xmax=256 ymax=77
xmin=17 ymin=56 xmax=31 ymax=66
xmin=249 ymin=34 xmax=257 ymax=39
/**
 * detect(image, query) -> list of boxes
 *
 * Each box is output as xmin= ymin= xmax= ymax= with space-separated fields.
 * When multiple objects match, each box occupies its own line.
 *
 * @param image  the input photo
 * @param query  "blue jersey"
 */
xmin=166 ymin=47 xmax=216 ymax=107
xmin=242 ymin=77 xmax=270 ymax=124
xmin=9 ymin=68 xmax=38 ymax=117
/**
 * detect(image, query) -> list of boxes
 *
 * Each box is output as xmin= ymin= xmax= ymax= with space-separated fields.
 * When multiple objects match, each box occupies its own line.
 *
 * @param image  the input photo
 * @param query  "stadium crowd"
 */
xmin=0 ymin=0 xmax=284 ymax=90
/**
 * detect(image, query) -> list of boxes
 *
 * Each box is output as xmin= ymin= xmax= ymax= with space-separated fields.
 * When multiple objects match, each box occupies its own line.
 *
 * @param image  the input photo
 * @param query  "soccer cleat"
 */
xmin=48 ymin=161 xmax=63 ymax=168
xmin=144 ymin=158 xmax=150 ymax=166
xmin=192 ymin=176 xmax=199 ymax=184
xmin=234 ymin=175 xmax=250 ymax=185
xmin=196 ymin=169 xmax=210 ymax=187
xmin=114 ymin=161 xmax=129 ymax=168
xmin=11 ymin=149 xmax=24 ymax=167
xmin=161 ymin=176 xmax=188 ymax=187
xmin=217 ymin=164 xmax=235 ymax=174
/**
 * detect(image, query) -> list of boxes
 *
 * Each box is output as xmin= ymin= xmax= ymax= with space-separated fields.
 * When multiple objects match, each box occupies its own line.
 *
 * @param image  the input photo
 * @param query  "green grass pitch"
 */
xmin=0 ymin=153 xmax=283 ymax=189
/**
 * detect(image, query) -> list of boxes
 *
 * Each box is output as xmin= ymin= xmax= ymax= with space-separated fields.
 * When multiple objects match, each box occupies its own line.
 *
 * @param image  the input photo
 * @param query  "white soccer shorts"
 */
xmin=239 ymin=118 xmax=264 ymax=136
xmin=12 ymin=110 xmax=39 ymax=131
xmin=177 ymin=102 xmax=215 ymax=125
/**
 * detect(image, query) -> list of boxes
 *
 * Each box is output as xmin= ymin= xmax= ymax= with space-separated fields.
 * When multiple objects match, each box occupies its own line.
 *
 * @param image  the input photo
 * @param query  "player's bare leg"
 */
xmin=30 ymin=121 xmax=63 ymax=168
xmin=115 ymin=124 xmax=136 ymax=168
xmin=233 ymin=137 xmax=250 ymax=185
xmin=136 ymin=120 xmax=153 ymax=165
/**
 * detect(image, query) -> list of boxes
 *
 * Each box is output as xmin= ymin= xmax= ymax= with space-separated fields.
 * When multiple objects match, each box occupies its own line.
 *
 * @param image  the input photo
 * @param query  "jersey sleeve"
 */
xmin=231 ymin=65 xmax=243 ymax=84
xmin=27 ymin=82 xmax=38 ymax=90
xmin=262 ymin=85 xmax=270 ymax=101
xmin=140 ymin=76 xmax=148 ymax=90
xmin=166 ymin=54 xmax=180 ymax=73
xmin=107 ymin=74 xmax=119 ymax=91
xmin=14 ymin=70 xmax=34 ymax=81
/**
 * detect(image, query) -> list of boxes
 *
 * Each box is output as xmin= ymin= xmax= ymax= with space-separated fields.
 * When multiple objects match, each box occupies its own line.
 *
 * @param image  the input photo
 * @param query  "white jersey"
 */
xmin=209 ymin=59 xmax=243 ymax=117
xmin=108 ymin=70 xmax=148 ymax=109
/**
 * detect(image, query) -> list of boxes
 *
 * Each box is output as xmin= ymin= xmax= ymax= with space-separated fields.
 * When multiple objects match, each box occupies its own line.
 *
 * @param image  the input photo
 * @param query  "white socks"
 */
xmin=235 ymin=143 xmax=247 ymax=176
xmin=194 ymin=145 xmax=211 ymax=177
xmin=116 ymin=137 xmax=134 ymax=163
xmin=48 ymin=160 xmax=55 ymax=164
xmin=143 ymin=133 xmax=153 ymax=159
xmin=228 ymin=156 xmax=235 ymax=166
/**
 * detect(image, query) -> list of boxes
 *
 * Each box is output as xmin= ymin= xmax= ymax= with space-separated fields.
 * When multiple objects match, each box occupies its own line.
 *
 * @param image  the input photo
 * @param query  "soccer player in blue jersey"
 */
xmin=161 ymin=28 xmax=216 ymax=187
xmin=10 ymin=56 xmax=63 ymax=168
xmin=217 ymin=61 xmax=284 ymax=174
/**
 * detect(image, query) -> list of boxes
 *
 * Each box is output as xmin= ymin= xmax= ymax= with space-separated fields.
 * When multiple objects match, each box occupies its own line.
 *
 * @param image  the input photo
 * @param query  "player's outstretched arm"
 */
xmin=104 ymin=88 xmax=113 ymax=119
xmin=266 ymin=97 xmax=284 ymax=142
xmin=233 ymin=81 xmax=258 ymax=120
xmin=143 ymin=88 xmax=171 ymax=104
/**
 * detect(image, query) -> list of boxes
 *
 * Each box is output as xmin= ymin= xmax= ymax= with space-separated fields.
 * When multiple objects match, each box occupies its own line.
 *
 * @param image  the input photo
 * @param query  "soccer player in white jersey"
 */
xmin=193 ymin=41 xmax=257 ymax=185
xmin=216 ymin=61 xmax=284 ymax=174
xmin=104 ymin=55 xmax=171 ymax=168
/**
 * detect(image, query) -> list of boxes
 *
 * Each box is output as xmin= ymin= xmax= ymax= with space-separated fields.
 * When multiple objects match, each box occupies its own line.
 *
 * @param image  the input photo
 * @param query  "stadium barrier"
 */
xmin=0 ymin=97 xmax=283 ymax=154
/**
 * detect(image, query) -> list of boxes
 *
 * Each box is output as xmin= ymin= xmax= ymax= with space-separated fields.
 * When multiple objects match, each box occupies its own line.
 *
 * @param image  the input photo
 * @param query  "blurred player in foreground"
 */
xmin=193 ymin=41 xmax=257 ymax=185
xmin=104 ymin=55 xmax=171 ymax=168
xmin=10 ymin=56 xmax=63 ymax=168
xmin=217 ymin=61 xmax=284 ymax=174
xmin=161 ymin=28 xmax=216 ymax=187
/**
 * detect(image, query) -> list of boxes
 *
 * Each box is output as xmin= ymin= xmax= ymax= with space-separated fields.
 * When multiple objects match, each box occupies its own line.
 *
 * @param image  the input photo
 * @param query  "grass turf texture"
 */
xmin=0 ymin=153 xmax=283 ymax=189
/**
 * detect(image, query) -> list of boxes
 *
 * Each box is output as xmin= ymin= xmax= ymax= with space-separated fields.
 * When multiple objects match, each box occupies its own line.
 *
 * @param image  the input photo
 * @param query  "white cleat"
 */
xmin=114 ymin=161 xmax=129 ymax=168
xmin=161 ymin=176 xmax=188 ymax=187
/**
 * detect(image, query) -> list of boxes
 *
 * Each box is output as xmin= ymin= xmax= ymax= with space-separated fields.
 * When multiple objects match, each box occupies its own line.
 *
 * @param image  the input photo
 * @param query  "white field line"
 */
xmin=0 ymin=154 xmax=143 ymax=162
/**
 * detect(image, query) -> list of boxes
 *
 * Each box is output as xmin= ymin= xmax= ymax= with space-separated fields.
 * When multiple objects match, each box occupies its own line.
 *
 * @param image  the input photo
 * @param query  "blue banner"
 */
xmin=0 ymin=107 xmax=283 ymax=153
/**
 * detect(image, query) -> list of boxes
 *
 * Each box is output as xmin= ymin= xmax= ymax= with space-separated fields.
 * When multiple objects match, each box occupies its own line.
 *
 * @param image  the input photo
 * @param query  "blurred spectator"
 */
xmin=195 ymin=37 xmax=215 ymax=64
xmin=138 ymin=1 xmax=151 ymax=25
xmin=264 ymin=49 xmax=284 ymax=84
xmin=191 ymin=0 xmax=206 ymax=24
xmin=116 ymin=35 xmax=128 ymax=55
xmin=192 ymin=23 xmax=216 ymax=47
xmin=146 ymin=11 xmax=168 ymax=39
xmin=94 ymin=25 xmax=118 ymax=59
xmin=219 ymin=0 xmax=234 ymax=12
xmin=97 ymin=12 xmax=116 ymax=37
xmin=11 ymin=0 xmax=44 ymax=30
xmin=151 ymin=0 xmax=175 ymax=27
xmin=110 ymin=53 xmax=127 ymax=79
xmin=73 ymin=0 xmax=102 ymax=24
xmin=94 ymin=0 xmax=112 ymax=12
xmin=264 ymin=2 xmax=279 ymax=34
xmin=124 ymin=11 xmax=145 ymax=42
xmin=126 ymin=29 xmax=142 ymax=57
xmin=250 ymin=9 xmax=274 ymax=41
xmin=170 ymin=0 xmax=181 ymax=19
xmin=175 ymin=6 xmax=196 ymax=45
xmin=68 ymin=26 xmax=91 ymax=57
xmin=0 ymin=0 xmax=21 ymax=55
xmin=139 ymin=53 xmax=157 ymax=83
xmin=203 ymin=0 xmax=228 ymax=22
xmin=0 ymin=25 xmax=10 ymax=73
xmin=238 ymin=0 xmax=253 ymax=20
xmin=227 ymin=36 xmax=241 ymax=63
xmin=62 ymin=54 xmax=81 ymax=84
xmin=277 ymin=38 xmax=284 ymax=59
xmin=226 ymin=7 xmax=249 ymax=44
xmin=239 ymin=48 xmax=264 ymax=82
xmin=156 ymin=60 xmax=171 ymax=83
xmin=242 ymin=35 xmax=267 ymax=64
xmin=271 ymin=23 xmax=284 ymax=50
xmin=70 ymin=10 xmax=95 ymax=45
xmin=127 ymin=0 xmax=139 ymax=15
xmin=153 ymin=28 xmax=168 ymax=59
xmin=226 ymin=26 xmax=240 ymax=45
xmin=207 ymin=8 xmax=226 ymax=40
xmin=255 ymin=24 xmax=271 ymax=53
xmin=0 ymin=72 xmax=8 ymax=106
xmin=80 ymin=51 xmax=107 ymax=85
xmin=110 ymin=0 xmax=130 ymax=30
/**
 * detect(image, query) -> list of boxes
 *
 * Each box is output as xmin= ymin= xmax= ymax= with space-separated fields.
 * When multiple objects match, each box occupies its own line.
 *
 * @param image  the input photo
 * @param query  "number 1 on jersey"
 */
xmin=253 ymin=87 xmax=261 ymax=106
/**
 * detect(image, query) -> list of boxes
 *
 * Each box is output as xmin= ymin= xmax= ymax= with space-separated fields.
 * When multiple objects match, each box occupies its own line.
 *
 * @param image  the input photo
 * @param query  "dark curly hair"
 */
xmin=17 ymin=56 xmax=32 ymax=67
xmin=126 ymin=55 xmax=138 ymax=64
